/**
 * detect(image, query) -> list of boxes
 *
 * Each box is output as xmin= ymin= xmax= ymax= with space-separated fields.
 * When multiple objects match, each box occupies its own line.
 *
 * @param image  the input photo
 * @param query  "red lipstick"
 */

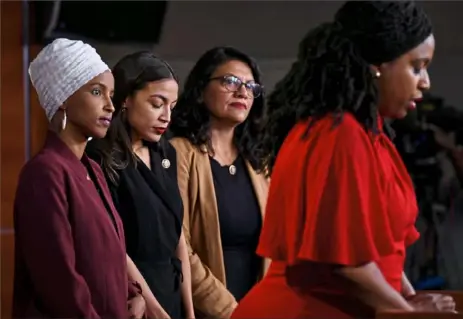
xmin=154 ymin=127 xmax=167 ymax=135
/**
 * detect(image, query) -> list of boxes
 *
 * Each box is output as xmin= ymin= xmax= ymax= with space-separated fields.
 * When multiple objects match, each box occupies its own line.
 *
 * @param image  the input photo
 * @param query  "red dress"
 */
xmin=231 ymin=113 xmax=419 ymax=319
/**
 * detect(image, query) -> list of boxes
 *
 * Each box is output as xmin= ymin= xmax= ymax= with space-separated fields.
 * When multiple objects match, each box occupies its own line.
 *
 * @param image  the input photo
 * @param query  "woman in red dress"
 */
xmin=232 ymin=1 xmax=456 ymax=318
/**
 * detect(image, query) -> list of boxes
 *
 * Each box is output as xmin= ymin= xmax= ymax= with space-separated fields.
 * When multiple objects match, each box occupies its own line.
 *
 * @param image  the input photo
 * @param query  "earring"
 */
xmin=374 ymin=71 xmax=381 ymax=78
xmin=61 ymin=110 xmax=67 ymax=131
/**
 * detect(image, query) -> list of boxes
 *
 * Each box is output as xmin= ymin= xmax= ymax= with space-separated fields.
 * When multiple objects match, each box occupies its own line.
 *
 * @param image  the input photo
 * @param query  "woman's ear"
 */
xmin=123 ymin=96 xmax=131 ymax=109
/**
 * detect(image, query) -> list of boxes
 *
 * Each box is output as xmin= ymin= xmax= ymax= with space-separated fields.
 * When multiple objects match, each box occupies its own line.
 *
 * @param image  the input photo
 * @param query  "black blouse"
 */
xmin=209 ymin=156 xmax=262 ymax=301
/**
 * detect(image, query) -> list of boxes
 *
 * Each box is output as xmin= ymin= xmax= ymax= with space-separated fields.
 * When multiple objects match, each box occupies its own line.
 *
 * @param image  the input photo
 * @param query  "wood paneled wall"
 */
xmin=0 ymin=1 xmax=46 ymax=316
xmin=1 ymin=2 xmax=25 ymax=317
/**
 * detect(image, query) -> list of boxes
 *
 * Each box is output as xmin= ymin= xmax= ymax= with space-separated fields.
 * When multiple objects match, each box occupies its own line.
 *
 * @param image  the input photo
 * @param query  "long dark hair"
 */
xmin=169 ymin=46 xmax=267 ymax=172
xmin=89 ymin=51 xmax=178 ymax=184
xmin=261 ymin=1 xmax=432 ymax=176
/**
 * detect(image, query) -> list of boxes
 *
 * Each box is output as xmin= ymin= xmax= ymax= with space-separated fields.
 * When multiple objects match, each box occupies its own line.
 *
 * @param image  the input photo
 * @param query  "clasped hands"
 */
xmin=406 ymin=293 xmax=457 ymax=313
xmin=128 ymin=294 xmax=146 ymax=319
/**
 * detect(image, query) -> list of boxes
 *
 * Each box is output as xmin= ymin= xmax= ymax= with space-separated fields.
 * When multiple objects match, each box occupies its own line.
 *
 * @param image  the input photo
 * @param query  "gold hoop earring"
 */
xmin=61 ymin=110 xmax=67 ymax=131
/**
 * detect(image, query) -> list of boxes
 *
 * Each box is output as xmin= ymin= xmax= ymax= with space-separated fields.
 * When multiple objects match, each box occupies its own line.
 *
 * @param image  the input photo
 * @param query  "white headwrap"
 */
xmin=29 ymin=38 xmax=109 ymax=121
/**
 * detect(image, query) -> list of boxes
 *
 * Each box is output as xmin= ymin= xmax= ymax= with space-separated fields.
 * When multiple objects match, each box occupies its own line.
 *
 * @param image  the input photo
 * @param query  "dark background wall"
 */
xmin=92 ymin=1 xmax=463 ymax=108
xmin=1 ymin=2 xmax=25 ymax=317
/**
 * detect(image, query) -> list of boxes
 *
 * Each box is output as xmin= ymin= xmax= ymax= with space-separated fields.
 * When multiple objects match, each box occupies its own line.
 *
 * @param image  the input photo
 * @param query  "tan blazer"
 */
xmin=170 ymin=137 xmax=270 ymax=319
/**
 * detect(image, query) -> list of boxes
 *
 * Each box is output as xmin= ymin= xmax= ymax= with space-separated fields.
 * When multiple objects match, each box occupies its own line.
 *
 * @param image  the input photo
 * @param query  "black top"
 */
xmin=87 ymin=141 xmax=184 ymax=318
xmin=209 ymin=156 xmax=262 ymax=301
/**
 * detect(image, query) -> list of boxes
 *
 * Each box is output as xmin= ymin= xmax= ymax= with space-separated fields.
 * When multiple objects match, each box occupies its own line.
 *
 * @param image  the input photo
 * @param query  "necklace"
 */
xmin=211 ymin=150 xmax=237 ymax=176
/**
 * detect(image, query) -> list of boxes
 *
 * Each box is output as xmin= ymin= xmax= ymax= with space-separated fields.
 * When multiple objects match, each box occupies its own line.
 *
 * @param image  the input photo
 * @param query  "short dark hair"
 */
xmin=169 ymin=46 xmax=267 ymax=172
xmin=88 ymin=51 xmax=178 ymax=184
xmin=261 ymin=1 xmax=433 ymax=175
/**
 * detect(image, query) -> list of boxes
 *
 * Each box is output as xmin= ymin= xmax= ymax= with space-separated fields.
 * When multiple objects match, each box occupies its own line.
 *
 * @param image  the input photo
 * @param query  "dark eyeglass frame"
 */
xmin=209 ymin=74 xmax=263 ymax=98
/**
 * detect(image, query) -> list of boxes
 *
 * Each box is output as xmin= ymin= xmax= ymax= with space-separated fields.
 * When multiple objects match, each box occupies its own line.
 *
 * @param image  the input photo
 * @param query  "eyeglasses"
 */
xmin=209 ymin=75 xmax=263 ymax=98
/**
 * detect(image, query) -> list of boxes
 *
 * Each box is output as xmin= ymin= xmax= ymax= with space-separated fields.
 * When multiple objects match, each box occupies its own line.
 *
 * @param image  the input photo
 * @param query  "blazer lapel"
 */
xmin=136 ymin=147 xmax=183 ymax=224
xmin=245 ymin=161 xmax=269 ymax=220
xmin=196 ymin=145 xmax=227 ymax=283
xmin=245 ymin=161 xmax=271 ymax=277
xmin=139 ymin=164 xmax=180 ymax=214
xmin=85 ymin=157 xmax=122 ymax=239
xmin=46 ymin=132 xmax=123 ymax=242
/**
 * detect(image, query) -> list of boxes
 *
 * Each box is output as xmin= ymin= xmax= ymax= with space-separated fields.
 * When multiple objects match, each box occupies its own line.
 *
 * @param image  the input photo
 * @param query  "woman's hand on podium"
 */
xmin=407 ymin=293 xmax=457 ymax=313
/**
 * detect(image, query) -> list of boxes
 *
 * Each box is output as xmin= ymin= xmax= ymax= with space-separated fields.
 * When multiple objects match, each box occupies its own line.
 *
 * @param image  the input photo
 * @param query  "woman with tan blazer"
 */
xmin=169 ymin=47 xmax=270 ymax=318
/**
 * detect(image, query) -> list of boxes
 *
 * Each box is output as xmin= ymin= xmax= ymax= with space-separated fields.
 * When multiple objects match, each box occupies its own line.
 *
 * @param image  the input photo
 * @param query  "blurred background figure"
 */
xmin=394 ymin=96 xmax=463 ymax=291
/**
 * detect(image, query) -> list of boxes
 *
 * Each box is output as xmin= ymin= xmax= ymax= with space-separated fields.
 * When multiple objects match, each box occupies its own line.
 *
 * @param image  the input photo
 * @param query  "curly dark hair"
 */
xmin=87 ymin=51 xmax=178 ymax=184
xmin=261 ymin=1 xmax=433 ymax=175
xmin=168 ymin=46 xmax=267 ymax=172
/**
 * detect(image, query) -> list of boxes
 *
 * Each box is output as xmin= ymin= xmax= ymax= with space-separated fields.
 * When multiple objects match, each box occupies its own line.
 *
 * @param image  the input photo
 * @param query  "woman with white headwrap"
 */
xmin=13 ymin=38 xmax=145 ymax=318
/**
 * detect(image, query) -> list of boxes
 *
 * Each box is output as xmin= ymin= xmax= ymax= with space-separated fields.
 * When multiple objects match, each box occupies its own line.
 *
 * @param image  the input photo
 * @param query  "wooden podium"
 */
xmin=377 ymin=291 xmax=463 ymax=318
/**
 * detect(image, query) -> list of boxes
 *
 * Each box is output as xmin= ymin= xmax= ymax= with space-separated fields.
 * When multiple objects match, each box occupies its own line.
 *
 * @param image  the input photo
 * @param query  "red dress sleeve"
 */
xmin=257 ymin=115 xmax=397 ymax=266
xmin=405 ymin=225 xmax=420 ymax=246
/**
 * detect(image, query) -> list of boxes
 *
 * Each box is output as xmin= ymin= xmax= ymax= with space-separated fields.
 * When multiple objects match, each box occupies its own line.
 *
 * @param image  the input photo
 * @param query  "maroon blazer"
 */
xmin=13 ymin=131 xmax=134 ymax=318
